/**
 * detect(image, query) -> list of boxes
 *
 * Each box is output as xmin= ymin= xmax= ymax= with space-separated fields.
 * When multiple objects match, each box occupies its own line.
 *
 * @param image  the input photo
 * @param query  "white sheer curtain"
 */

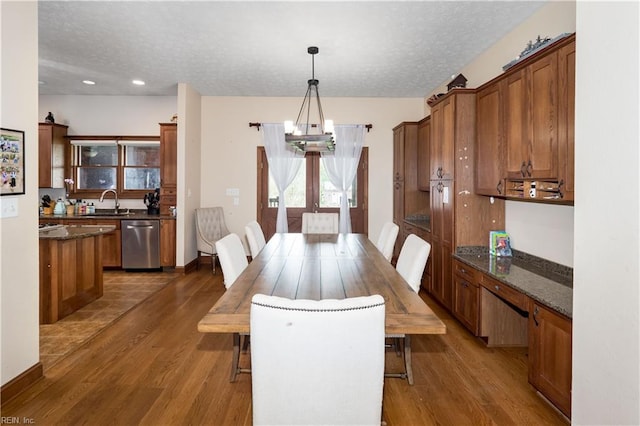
xmin=262 ymin=123 xmax=304 ymax=233
xmin=321 ymin=124 xmax=365 ymax=234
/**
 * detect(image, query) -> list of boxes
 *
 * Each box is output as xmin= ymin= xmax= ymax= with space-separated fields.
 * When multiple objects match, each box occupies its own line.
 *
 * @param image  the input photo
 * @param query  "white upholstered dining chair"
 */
xmin=195 ymin=207 xmax=230 ymax=273
xmin=301 ymin=212 xmax=339 ymax=234
xmin=387 ymin=233 xmax=431 ymax=385
xmin=250 ymin=293 xmax=386 ymax=426
xmin=376 ymin=221 xmax=400 ymax=262
xmin=215 ymin=233 xmax=251 ymax=382
xmin=244 ymin=220 xmax=266 ymax=259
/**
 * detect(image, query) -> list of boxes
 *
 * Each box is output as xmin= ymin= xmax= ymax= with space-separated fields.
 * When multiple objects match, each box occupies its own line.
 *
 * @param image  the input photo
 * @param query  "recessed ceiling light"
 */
xmin=82 ymin=80 xmax=96 ymax=85
xmin=132 ymin=79 xmax=145 ymax=86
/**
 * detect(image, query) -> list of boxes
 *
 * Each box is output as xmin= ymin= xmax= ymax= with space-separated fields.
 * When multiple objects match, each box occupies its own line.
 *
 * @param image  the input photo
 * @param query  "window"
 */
xmin=69 ymin=138 xmax=160 ymax=198
xmin=122 ymin=142 xmax=161 ymax=190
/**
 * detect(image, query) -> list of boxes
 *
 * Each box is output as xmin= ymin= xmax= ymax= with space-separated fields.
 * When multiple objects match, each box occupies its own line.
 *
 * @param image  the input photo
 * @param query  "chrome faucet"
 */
xmin=99 ymin=189 xmax=120 ymax=214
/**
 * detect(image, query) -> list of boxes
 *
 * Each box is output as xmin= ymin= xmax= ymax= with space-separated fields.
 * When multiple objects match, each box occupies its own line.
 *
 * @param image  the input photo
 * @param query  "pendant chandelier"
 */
xmin=285 ymin=46 xmax=335 ymax=153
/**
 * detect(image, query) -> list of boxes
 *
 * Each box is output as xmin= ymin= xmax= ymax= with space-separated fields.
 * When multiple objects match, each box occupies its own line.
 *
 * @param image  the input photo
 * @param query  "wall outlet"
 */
xmin=0 ymin=197 xmax=18 ymax=218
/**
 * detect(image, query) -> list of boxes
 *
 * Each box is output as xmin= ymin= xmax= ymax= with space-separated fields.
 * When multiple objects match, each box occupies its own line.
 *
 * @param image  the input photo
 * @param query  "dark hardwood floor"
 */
xmin=1 ymin=269 xmax=568 ymax=425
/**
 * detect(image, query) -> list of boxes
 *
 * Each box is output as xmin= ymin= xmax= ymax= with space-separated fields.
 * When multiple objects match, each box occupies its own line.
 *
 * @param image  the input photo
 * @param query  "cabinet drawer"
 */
xmin=480 ymin=274 xmax=527 ymax=311
xmin=453 ymin=259 xmax=477 ymax=282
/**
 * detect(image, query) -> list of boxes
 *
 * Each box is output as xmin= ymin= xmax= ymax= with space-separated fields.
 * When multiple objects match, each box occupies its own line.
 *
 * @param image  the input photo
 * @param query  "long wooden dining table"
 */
xmin=198 ymin=233 xmax=446 ymax=336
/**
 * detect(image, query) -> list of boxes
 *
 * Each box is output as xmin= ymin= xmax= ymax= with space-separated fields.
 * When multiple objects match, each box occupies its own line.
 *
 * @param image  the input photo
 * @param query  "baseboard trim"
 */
xmin=184 ymin=258 xmax=199 ymax=274
xmin=1 ymin=362 xmax=43 ymax=403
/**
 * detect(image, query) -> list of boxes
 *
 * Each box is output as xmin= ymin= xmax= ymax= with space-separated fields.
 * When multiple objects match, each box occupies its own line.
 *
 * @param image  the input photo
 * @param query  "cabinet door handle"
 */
xmin=526 ymin=160 xmax=533 ymax=177
xmin=437 ymin=167 xmax=443 ymax=179
xmin=494 ymin=285 xmax=500 ymax=291
xmin=496 ymin=180 xmax=503 ymax=195
xmin=558 ymin=179 xmax=565 ymax=199
xmin=533 ymin=305 xmax=540 ymax=326
xmin=462 ymin=282 xmax=469 ymax=288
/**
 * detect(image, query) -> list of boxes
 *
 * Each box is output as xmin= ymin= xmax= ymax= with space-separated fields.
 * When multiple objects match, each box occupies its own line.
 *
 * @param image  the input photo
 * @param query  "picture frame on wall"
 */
xmin=1 ymin=128 xmax=25 ymax=196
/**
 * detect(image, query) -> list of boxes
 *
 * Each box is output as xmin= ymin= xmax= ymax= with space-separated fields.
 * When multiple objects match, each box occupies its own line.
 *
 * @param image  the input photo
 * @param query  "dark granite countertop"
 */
xmin=404 ymin=214 xmax=430 ymax=232
xmin=39 ymin=224 xmax=116 ymax=240
xmin=40 ymin=209 xmax=175 ymax=220
xmin=454 ymin=246 xmax=573 ymax=318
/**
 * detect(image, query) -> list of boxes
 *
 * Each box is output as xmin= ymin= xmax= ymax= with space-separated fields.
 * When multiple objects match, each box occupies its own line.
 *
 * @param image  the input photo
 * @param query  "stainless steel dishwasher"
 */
xmin=121 ymin=220 xmax=160 ymax=270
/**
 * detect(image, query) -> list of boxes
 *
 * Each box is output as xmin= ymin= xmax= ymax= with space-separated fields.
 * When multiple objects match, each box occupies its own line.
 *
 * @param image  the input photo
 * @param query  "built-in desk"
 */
xmin=39 ymin=225 xmax=114 ymax=324
xmin=452 ymin=246 xmax=573 ymax=418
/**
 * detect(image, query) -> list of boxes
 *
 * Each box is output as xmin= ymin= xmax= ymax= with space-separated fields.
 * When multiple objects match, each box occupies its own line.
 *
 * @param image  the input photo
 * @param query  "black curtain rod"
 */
xmin=249 ymin=122 xmax=373 ymax=132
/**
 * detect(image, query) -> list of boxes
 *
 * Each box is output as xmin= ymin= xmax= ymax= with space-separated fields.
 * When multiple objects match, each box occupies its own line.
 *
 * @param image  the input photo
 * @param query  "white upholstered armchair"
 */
xmin=195 ymin=207 xmax=230 ymax=273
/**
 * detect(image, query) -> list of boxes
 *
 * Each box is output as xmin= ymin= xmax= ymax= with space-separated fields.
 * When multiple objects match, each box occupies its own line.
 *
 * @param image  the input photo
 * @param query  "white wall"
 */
xmin=39 ymin=95 xmax=177 ymax=135
xmin=200 ymin=96 xmax=424 ymax=248
xmin=429 ymin=1 xmax=577 ymax=266
xmin=177 ymin=83 xmax=202 ymax=267
xmin=573 ymin=1 xmax=639 ymax=424
xmin=1 ymin=1 xmax=40 ymax=386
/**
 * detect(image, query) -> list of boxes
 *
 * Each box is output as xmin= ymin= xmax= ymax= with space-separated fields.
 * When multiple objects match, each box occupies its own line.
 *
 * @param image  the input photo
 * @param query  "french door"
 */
xmin=257 ymin=147 xmax=368 ymax=239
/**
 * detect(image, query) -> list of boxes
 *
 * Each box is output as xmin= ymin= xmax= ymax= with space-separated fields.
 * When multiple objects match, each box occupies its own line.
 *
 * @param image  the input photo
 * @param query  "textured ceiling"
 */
xmin=38 ymin=1 xmax=546 ymax=97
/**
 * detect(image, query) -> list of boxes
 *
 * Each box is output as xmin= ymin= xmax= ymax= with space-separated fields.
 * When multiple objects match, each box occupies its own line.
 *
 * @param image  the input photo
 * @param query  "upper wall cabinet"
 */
xmin=38 ymin=123 xmax=69 ymax=188
xmin=430 ymin=97 xmax=455 ymax=181
xmin=475 ymin=33 xmax=575 ymax=203
xmin=475 ymin=81 xmax=504 ymax=196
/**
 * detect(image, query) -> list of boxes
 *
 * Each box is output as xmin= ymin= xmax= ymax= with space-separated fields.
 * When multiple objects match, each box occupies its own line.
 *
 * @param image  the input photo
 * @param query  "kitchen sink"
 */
xmin=88 ymin=211 xmax=133 ymax=216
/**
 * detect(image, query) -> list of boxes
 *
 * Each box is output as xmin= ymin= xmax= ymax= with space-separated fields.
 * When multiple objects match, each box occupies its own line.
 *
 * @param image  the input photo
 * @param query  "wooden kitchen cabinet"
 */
xmin=557 ymin=40 xmax=575 ymax=202
xmin=39 ymin=233 xmax=104 ymax=324
xmin=505 ymin=53 xmax=558 ymax=180
xmin=429 ymin=96 xmax=455 ymax=181
xmin=430 ymin=179 xmax=454 ymax=308
xmin=392 ymin=122 xmax=419 ymax=257
xmin=38 ymin=123 xmax=68 ymax=188
xmin=529 ymin=300 xmax=572 ymax=418
xmin=475 ymin=34 xmax=575 ymax=203
xmin=428 ymin=90 xmax=502 ymax=311
xmin=452 ymin=259 xmax=480 ymax=335
xmin=45 ymin=218 xmax=122 ymax=268
xmin=97 ymin=220 xmax=121 ymax=268
xmin=160 ymin=219 xmax=176 ymax=267
xmin=159 ymin=123 xmax=177 ymax=215
xmin=475 ymin=81 xmax=505 ymax=196
xmin=417 ymin=116 xmax=431 ymax=191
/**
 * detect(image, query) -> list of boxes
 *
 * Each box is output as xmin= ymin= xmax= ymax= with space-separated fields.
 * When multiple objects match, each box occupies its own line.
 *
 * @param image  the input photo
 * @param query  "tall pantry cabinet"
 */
xmin=159 ymin=123 xmax=177 ymax=216
xmin=392 ymin=122 xmax=419 ymax=258
xmin=429 ymin=90 xmax=505 ymax=310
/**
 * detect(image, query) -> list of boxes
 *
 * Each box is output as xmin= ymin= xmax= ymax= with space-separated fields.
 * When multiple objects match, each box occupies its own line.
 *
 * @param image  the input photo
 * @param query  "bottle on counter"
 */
xmin=88 ymin=203 xmax=95 ymax=214
xmin=53 ymin=198 xmax=66 ymax=215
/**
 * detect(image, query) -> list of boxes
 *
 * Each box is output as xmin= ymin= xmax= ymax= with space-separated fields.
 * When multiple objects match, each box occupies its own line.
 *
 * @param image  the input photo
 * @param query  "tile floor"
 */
xmin=39 ymin=270 xmax=180 ymax=371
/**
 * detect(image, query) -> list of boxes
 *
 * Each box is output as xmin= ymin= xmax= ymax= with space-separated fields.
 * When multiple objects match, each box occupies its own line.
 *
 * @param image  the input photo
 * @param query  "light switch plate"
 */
xmin=0 ymin=197 xmax=18 ymax=218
